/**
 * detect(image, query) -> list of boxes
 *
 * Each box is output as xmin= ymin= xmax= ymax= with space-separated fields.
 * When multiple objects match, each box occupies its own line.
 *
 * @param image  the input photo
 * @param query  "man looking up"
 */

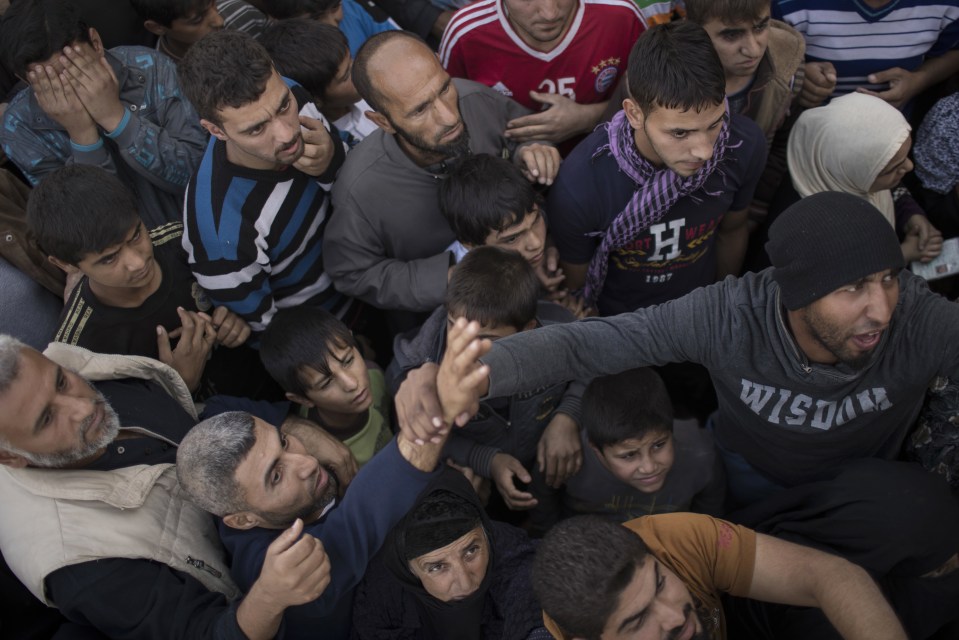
xmin=546 ymin=21 xmax=766 ymax=316
xmin=684 ymin=0 xmax=825 ymax=221
xmin=179 ymin=30 xmax=354 ymax=334
xmin=0 ymin=0 xmax=208 ymax=228
xmin=439 ymin=0 xmax=646 ymax=148
xmin=324 ymin=30 xmax=560 ymax=329
xmin=175 ymin=317 xmax=491 ymax=639
xmin=0 ymin=337 xmax=339 ymax=639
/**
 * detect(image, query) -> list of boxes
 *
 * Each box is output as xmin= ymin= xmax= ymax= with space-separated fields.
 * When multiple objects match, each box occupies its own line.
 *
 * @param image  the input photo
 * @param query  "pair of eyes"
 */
xmin=39 ymin=368 xmax=71 ymax=429
xmin=246 ymin=98 xmax=293 ymax=137
xmin=424 ymin=543 xmax=483 ymax=574
xmin=627 ymin=572 xmax=669 ymax=632
xmin=718 ymin=21 xmax=770 ymax=43
xmin=670 ymin=118 xmax=724 ymax=140
xmin=313 ymin=353 xmax=357 ymax=391
xmin=617 ymin=439 xmax=670 ymax=460
xmin=96 ymin=226 xmax=144 ymax=266
xmin=838 ymin=272 xmax=899 ymax=294
xmin=410 ymin=82 xmax=453 ymax=117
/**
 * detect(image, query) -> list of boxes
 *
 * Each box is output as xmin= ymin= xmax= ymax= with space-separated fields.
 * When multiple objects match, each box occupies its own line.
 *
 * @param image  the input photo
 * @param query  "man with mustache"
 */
xmin=0 ymin=337 xmax=342 ymax=639
xmin=324 ymin=30 xmax=561 ymax=331
xmin=178 ymin=30 xmax=355 ymax=334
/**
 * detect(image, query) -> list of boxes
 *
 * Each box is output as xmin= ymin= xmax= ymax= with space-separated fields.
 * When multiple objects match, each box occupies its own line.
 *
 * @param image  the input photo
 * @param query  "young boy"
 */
xmin=259 ymin=306 xmax=392 ymax=467
xmin=390 ymin=246 xmax=585 ymax=511
xmin=130 ymin=0 xmax=225 ymax=61
xmin=265 ymin=0 xmax=398 ymax=58
xmin=261 ymin=19 xmax=377 ymax=147
xmin=27 ymin=164 xmax=277 ymax=400
xmin=438 ymin=153 xmax=585 ymax=315
xmin=530 ymin=367 xmax=725 ymax=536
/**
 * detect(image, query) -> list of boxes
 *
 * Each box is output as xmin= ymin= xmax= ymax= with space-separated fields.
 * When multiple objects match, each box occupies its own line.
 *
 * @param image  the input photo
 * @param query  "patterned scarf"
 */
xmin=583 ymin=106 xmax=734 ymax=305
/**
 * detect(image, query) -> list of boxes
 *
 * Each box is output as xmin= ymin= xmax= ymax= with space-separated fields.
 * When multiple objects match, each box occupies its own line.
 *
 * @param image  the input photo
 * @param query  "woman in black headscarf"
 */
xmin=351 ymin=468 xmax=546 ymax=639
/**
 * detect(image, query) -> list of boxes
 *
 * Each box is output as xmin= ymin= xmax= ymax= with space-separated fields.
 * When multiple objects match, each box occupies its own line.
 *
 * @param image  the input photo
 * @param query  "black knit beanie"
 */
xmin=766 ymin=192 xmax=904 ymax=310
xmin=402 ymin=489 xmax=482 ymax=561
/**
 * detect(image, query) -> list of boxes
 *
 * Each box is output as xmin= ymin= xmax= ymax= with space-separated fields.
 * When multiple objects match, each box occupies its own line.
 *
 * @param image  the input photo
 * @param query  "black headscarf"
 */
xmin=380 ymin=469 xmax=494 ymax=640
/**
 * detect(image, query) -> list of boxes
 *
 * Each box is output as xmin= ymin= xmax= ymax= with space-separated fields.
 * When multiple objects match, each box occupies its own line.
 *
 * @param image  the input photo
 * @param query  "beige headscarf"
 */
xmin=788 ymin=92 xmax=911 ymax=227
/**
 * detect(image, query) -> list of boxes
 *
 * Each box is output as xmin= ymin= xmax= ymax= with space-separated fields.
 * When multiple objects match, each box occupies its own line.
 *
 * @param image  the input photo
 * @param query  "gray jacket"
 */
xmin=482 ymin=269 xmax=959 ymax=486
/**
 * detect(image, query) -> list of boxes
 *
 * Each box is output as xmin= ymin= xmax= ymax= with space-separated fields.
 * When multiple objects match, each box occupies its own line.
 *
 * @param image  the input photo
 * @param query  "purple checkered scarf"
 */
xmin=582 ymin=107 xmax=733 ymax=305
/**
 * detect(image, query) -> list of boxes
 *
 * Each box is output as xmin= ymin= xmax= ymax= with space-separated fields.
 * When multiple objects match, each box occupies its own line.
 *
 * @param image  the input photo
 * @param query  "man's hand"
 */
xmin=156 ymin=307 xmax=216 ymax=392
xmin=28 ymin=65 xmax=98 ymax=145
xmin=798 ymin=61 xmax=837 ymax=108
xmin=536 ymin=246 xmax=566 ymax=293
xmin=446 ymin=459 xmax=489 ymax=502
xmin=281 ymin=417 xmax=358 ymax=495
xmin=536 ymin=412 xmax=582 ymax=488
xmin=516 ymin=143 xmax=561 ymax=186
xmin=902 ymin=214 xmax=944 ymax=263
xmin=395 ymin=363 xmax=449 ymax=446
xmin=505 ymin=92 xmax=604 ymax=144
xmin=490 ymin=452 xmax=537 ymax=510
xmin=857 ymin=67 xmax=923 ymax=109
xmin=209 ymin=306 xmax=251 ymax=347
xmin=437 ymin=318 xmax=492 ymax=426
xmin=292 ymin=115 xmax=335 ymax=177
xmin=60 ymin=44 xmax=125 ymax=132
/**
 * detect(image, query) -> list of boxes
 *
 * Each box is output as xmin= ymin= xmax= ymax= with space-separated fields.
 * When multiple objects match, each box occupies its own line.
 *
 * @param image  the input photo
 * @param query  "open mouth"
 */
xmin=851 ymin=330 xmax=882 ymax=351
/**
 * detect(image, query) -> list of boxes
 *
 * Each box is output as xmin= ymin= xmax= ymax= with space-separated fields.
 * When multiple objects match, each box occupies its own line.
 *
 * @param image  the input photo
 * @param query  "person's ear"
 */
xmin=0 ymin=450 xmax=30 ymax=468
xmin=285 ymin=392 xmax=315 ymax=409
xmin=47 ymin=256 xmax=80 ymax=275
xmin=222 ymin=512 xmax=262 ymax=530
xmin=622 ymin=97 xmax=644 ymax=130
xmin=365 ymin=110 xmax=395 ymax=134
xmin=200 ymin=118 xmax=228 ymax=141
xmin=88 ymin=28 xmax=105 ymax=56
xmin=520 ymin=319 xmax=537 ymax=332
xmin=143 ymin=20 xmax=167 ymax=37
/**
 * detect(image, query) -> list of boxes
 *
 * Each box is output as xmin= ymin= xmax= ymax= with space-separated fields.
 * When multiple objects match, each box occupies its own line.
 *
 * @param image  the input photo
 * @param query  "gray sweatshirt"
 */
xmin=482 ymin=269 xmax=959 ymax=487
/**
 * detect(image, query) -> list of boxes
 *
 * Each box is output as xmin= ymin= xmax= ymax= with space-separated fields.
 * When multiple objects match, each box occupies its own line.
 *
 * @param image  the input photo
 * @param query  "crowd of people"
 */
xmin=0 ymin=0 xmax=958 ymax=638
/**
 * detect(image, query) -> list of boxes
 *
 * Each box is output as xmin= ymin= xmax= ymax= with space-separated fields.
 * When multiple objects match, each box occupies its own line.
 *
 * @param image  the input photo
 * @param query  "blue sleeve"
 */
xmin=200 ymin=395 xmax=291 ymax=426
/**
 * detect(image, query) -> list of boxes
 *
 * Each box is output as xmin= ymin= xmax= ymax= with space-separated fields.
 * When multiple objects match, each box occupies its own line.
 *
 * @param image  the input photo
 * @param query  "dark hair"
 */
xmin=27 ymin=165 xmax=140 ymax=264
xmin=446 ymin=246 xmax=539 ymax=332
xmin=439 ymin=154 xmax=542 ymax=247
xmin=684 ymin=0 xmax=769 ymax=25
xmin=532 ymin=516 xmax=649 ymax=639
xmin=352 ymin=30 xmax=427 ymax=114
xmin=626 ymin=21 xmax=726 ymax=114
xmin=0 ymin=0 xmax=92 ymax=78
xmin=128 ymin=0 xmax=212 ymax=26
xmin=178 ymin=29 xmax=275 ymax=125
xmin=581 ymin=368 xmax=674 ymax=449
xmin=259 ymin=306 xmax=358 ymax=397
xmin=261 ymin=19 xmax=348 ymax=103
xmin=266 ymin=0 xmax=341 ymax=20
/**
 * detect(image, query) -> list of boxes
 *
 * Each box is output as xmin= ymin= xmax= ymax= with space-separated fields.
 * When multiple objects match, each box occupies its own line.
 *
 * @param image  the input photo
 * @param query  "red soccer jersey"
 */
xmin=440 ymin=0 xmax=645 ymax=112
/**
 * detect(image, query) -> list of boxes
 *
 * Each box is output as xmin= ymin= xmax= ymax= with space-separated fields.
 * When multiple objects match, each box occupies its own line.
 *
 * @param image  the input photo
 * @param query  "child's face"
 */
xmin=596 ymin=429 xmax=675 ymax=494
xmin=323 ymin=53 xmax=362 ymax=110
xmin=72 ymin=221 xmax=159 ymax=291
xmin=475 ymin=206 xmax=547 ymax=268
xmin=167 ymin=2 xmax=224 ymax=46
xmin=446 ymin=314 xmax=533 ymax=341
xmin=295 ymin=344 xmax=372 ymax=415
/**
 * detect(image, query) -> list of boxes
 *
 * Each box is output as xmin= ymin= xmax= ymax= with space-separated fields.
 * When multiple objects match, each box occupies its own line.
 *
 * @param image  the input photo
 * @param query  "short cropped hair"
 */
xmin=626 ymin=21 xmax=726 ymax=115
xmin=259 ymin=306 xmax=358 ymax=397
xmin=0 ymin=335 xmax=25 ymax=397
xmin=684 ymin=0 xmax=769 ymax=25
xmin=0 ymin=0 xmax=92 ymax=78
xmin=533 ymin=516 xmax=650 ymax=639
xmin=267 ymin=0 xmax=341 ymax=19
xmin=27 ymin=165 xmax=140 ymax=265
xmin=352 ymin=30 xmax=426 ymax=114
xmin=582 ymin=368 xmax=674 ymax=449
xmin=446 ymin=246 xmax=539 ymax=332
xmin=261 ymin=19 xmax=348 ymax=103
xmin=128 ymin=0 xmax=212 ymax=26
xmin=439 ymin=154 xmax=542 ymax=247
xmin=178 ymin=29 xmax=274 ymax=125
xmin=176 ymin=412 xmax=257 ymax=517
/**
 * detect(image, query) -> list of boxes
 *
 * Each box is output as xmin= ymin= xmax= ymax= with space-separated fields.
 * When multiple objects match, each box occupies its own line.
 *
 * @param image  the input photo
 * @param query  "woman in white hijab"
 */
xmin=787 ymin=92 xmax=943 ymax=263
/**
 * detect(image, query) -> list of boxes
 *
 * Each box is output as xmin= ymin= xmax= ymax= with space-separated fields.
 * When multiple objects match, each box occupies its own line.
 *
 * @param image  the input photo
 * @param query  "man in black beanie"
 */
xmin=398 ymin=191 xmax=959 ymax=507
